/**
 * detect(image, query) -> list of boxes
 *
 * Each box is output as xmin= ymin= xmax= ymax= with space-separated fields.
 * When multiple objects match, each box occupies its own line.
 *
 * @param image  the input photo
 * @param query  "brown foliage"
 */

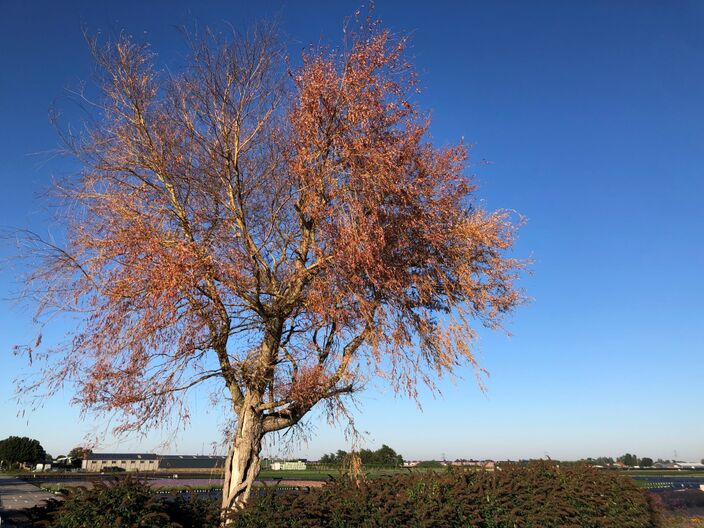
xmin=231 ymin=463 xmax=661 ymax=527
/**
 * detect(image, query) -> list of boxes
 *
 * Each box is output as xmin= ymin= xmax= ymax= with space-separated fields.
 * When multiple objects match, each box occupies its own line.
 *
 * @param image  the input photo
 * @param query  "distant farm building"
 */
xmin=651 ymin=461 xmax=704 ymax=470
xmin=450 ymin=460 xmax=496 ymax=469
xmin=270 ymin=460 xmax=307 ymax=471
xmin=674 ymin=461 xmax=704 ymax=470
xmin=159 ymin=455 xmax=225 ymax=471
xmin=82 ymin=453 xmax=159 ymax=472
xmin=81 ymin=453 xmax=225 ymax=472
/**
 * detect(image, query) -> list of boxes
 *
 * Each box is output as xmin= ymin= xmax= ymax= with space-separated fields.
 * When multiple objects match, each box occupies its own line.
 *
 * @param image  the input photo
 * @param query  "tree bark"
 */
xmin=221 ymin=402 xmax=264 ymax=520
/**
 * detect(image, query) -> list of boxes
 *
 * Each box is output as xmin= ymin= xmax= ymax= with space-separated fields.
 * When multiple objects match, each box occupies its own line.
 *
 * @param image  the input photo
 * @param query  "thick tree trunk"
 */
xmin=221 ymin=404 xmax=264 ymax=520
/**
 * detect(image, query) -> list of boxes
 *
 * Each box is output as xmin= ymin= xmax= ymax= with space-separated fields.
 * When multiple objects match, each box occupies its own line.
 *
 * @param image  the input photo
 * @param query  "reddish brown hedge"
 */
xmin=231 ymin=462 xmax=661 ymax=528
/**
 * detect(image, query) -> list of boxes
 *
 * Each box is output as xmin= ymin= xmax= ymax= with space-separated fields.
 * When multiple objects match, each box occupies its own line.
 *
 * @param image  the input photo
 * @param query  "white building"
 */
xmin=271 ymin=460 xmax=307 ymax=471
xmin=675 ymin=461 xmax=704 ymax=470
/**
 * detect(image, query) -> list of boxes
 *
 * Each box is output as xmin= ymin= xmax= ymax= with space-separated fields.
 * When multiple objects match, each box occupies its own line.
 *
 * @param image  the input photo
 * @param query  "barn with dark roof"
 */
xmin=81 ymin=453 xmax=158 ymax=472
xmin=81 ymin=453 xmax=225 ymax=472
xmin=159 ymin=455 xmax=225 ymax=471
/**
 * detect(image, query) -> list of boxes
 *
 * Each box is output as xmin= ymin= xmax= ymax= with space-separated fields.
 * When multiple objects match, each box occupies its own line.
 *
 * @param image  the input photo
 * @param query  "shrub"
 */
xmin=103 ymin=466 xmax=126 ymax=472
xmin=41 ymin=477 xmax=179 ymax=528
xmin=231 ymin=461 xmax=662 ymax=528
xmin=165 ymin=492 xmax=222 ymax=528
xmin=29 ymin=477 xmax=222 ymax=528
xmin=28 ymin=462 xmax=661 ymax=528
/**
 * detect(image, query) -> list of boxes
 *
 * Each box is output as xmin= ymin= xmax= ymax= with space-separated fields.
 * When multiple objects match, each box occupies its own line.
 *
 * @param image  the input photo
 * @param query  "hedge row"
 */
xmin=28 ymin=478 xmax=219 ymax=528
xmin=233 ymin=462 xmax=661 ymax=528
xmin=29 ymin=462 xmax=661 ymax=527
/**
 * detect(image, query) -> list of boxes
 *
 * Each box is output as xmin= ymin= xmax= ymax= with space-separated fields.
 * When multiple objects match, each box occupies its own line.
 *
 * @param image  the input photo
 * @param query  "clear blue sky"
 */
xmin=1 ymin=0 xmax=703 ymax=462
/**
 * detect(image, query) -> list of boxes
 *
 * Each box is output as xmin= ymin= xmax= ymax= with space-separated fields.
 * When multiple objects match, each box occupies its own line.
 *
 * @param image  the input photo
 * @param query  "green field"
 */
xmin=258 ymin=467 xmax=429 ymax=481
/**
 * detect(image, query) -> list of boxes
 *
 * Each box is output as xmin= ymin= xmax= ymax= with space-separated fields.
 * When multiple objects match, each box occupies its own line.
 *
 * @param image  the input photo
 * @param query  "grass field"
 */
xmin=258 ymin=467 xmax=418 ymax=480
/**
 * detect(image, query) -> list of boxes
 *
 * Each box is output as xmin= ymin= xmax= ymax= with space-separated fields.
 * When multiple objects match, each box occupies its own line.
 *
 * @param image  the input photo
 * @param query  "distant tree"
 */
xmin=618 ymin=453 xmax=638 ymax=467
xmin=589 ymin=456 xmax=614 ymax=466
xmin=67 ymin=446 xmax=92 ymax=468
xmin=68 ymin=446 xmax=91 ymax=460
xmin=0 ymin=436 xmax=47 ymax=466
xmin=319 ymin=445 xmax=403 ymax=467
xmin=17 ymin=13 xmax=523 ymax=512
xmin=320 ymin=449 xmax=349 ymax=465
xmin=373 ymin=444 xmax=403 ymax=467
xmin=640 ymin=457 xmax=653 ymax=468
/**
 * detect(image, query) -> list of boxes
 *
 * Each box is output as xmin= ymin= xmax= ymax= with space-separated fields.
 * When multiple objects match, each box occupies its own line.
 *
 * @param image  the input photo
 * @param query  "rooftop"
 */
xmin=86 ymin=453 xmax=159 ymax=460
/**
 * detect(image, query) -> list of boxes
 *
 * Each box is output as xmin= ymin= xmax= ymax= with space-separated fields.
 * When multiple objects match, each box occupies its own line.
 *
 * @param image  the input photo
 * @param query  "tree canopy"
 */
xmin=618 ymin=453 xmax=639 ymax=467
xmin=319 ymin=444 xmax=403 ymax=467
xmin=67 ymin=446 xmax=92 ymax=460
xmin=0 ymin=436 xmax=47 ymax=465
xmin=639 ymin=457 xmax=653 ymax=467
xmin=18 ymin=13 xmax=524 ymax=511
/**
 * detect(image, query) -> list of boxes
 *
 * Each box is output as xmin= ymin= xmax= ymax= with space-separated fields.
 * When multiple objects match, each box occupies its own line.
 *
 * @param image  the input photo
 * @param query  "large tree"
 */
xmin=18 ymin=17 xmax=524 ymax=514
xmin=321 ymin=444 xmax=403 ymax=467
xmin=618 ymin=453 xmax=639 ymax=467
xmin=67 ymin=446 xmax=92 ymax=460
xmin=639 ymin=457 xmax=653 ymax=468
xmin=67 ymin=446 xmax=92 ymax=468
xmin=0 ymin=436 xmax=47 ymax=467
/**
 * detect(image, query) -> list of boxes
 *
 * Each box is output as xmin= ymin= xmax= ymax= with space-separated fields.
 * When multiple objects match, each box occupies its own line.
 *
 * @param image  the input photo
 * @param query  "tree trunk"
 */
xmin=221 ymin=403 xmax=264 ymax=520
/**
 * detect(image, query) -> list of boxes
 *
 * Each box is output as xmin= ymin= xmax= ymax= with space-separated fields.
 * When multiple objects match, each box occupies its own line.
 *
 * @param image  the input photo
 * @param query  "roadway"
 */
xmin=0 ymin=475 xmax=57 ymax=527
